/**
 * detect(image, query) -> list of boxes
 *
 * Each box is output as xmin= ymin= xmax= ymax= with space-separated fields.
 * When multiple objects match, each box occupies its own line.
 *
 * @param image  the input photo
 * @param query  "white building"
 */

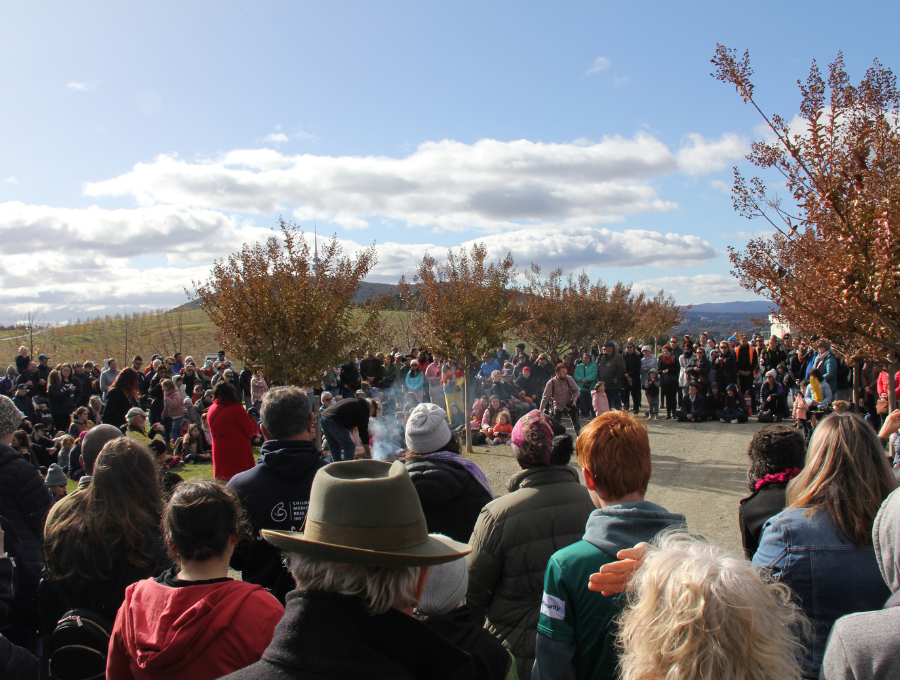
xmin=770 ymin=313 xmax=795 ymax=339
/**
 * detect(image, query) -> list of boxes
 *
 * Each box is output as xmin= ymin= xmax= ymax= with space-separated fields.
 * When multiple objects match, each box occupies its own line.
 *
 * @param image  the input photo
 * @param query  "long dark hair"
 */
xmin=44 ymin=438 xmax=164 ymax=582
xmin=112 ymin=367 xmax=141 ymax=397
xmin=212 ymin=379 xmax=239 ymax=403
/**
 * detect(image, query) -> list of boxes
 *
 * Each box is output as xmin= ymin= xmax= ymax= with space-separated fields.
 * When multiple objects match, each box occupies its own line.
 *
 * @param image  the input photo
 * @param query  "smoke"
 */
xmin=369 ymin=412 xmax=406 ymax=462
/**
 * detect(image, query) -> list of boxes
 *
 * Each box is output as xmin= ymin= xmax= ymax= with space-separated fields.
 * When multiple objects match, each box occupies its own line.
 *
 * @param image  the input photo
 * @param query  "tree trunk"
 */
xmin=853 ymin=359 xmax=863 ymax=409
xmin=464 ymin=370 xmax=473 ymax=453
xmin=889 ymin=362 xmax=898 ymax=413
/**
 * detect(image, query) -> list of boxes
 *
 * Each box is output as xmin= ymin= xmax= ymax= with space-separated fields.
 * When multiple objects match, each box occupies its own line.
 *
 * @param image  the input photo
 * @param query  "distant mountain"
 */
xmin=683 ymin=301 xmax=775 ymax=315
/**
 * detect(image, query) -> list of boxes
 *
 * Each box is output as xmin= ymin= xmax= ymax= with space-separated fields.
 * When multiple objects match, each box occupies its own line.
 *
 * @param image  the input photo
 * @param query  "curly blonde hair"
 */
xmin=617 ymin=531 xmax=807 ymax=680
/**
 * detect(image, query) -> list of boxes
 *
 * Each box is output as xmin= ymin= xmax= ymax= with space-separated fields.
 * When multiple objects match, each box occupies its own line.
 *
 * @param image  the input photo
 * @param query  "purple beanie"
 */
xmin=510 ymin=410 xmax=554 ymax=468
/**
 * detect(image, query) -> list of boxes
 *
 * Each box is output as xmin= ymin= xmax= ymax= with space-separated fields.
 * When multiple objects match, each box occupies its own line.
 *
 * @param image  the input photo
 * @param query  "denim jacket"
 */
xmin=753 ymin=507 xmax=890 ymax=678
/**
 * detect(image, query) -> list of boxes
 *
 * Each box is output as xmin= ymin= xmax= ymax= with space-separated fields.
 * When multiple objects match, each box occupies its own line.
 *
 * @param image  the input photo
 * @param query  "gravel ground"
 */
xmin=465 ymin=416 xmax=770 ymax=553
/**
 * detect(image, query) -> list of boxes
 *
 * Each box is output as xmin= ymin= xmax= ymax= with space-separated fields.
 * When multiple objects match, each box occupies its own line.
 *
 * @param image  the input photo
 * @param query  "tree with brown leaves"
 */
xmin=714 ymin=45 xmax=900 ymax=361
xmin=398 ymin=243 xmax=520 ymax=452
xmin=192 ymin=218 xmax=380 ymax=386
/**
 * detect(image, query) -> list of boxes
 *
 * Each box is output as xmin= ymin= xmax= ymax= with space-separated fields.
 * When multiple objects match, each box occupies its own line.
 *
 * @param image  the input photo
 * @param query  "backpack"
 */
xmin=49 ymin=607 xmax=114 ymax=680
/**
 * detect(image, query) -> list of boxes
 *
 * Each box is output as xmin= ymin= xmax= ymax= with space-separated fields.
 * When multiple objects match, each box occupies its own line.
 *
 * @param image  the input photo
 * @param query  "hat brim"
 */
xmin=262 ymin=529 xmax=472 ymax=568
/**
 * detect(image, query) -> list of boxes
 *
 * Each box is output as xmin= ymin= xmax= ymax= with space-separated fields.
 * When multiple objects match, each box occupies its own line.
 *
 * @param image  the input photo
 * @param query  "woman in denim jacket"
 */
xmin=753 ymin=412 xmax=895 ymax=679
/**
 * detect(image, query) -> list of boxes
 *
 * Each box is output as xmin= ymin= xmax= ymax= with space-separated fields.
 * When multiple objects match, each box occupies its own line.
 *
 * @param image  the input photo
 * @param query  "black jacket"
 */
xmin=339 ymin=362 xmax=361 ymax=392
xmin=221 ymin=590 xmax=475 ymax=680
xmin=422 ymin=605 xmax=510 ymax=680
xmin=514 ymin=372 xmax=540 ymax=400
xmin=47 ymin=382 xmax=76 ymax=421
xmin=405 ymin=457 xmax=492 ymax=543
xmin=623 ymin=351 xmax=641 ymax=384
xmin=739 ymin=482 xmax=788 ymax=560
xmin=0 ymin=444 xmax=52 ymax=574
xmin=101 ymin=386 xmax=134 ymax=429
xmin=322 ymin=398 xmax=371 ymax=443
xmin=227 ymin=439 xmax=326 ymax=602
xmin=712 ymin=351 xmax=737 ymax=387
xmin=239 ymin=368 xmax=253 ymax=396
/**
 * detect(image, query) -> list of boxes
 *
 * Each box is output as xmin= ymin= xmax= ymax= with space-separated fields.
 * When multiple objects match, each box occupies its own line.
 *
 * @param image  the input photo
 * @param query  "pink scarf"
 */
xmin=755 ymin=467 xmax=802 ymax=490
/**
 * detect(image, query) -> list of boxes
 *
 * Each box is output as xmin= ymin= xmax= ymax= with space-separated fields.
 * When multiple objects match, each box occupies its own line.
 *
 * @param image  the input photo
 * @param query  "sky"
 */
xmin=1 ymin=1 xmax=897 ymax=321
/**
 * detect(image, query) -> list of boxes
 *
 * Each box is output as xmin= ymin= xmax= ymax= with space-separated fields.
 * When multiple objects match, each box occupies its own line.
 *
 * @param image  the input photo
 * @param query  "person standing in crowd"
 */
xmin=811 ymin=339 xmax=839 ymax=396
xmin=404 ymin=403 xmax=492 ymax=543
xmin=615 ymin=533 xmax=806 ymax=680
xmin=359 ymin=349 xmax=384 ymax=390
xmin=100 ymin=358 xmax=120 ymax=402
xmin=533 ymin=411 xmax=685 ymax=680
xmin=207 ymin=381 xmax=259 ymax=481
xmin=596 ymin=342 xmax=626 ymax=411
xmin=677 ymin=342 xmax=698 ymax=408
xmin=228 ymin=387 xmax=326 ymax=603
xmin=102 ymin=367 xmax=143 ymax=429
xmin=753 ymin=412 xmax=895 ymax=678
xmin=540 ymin=364 xmax=582 ymax=434
xmin=14 ymin=347 xmax=29 ymax=376
xmin=621 ymin=342 xmax=642 ymax=414
xmin=41 ymin=438 xmax=171 ymax=677
xmin=320 ymin=394 xmax=376 ymax=462
xmin=441 ymin=362 xmax=465 ymax=418
xmin=47 ymin=369 xmax=77 ymax=433
xmin=406 ymin=360 xmax=425 ymax=402
xmin=239 ymin=364 xmax=253 ymax=409
xmin=338 ymin=351 xmax=360 ymax=399
xmin=107 ymin=481 xmax=285 ymax=680
xmin=763 ymin=335 xmax=788 ymax=374
xmin=735 ymin=336 xmax=758 ymax=412
xmin=739 ymin=425 xmax=806 ymax=559
xmin=712 ymin=340 xmax=737 ymax=390
xmin=0 ymin=396 xmax=52 ymax=577
xmin=573 ymin=353 xmax=598 ymax=420
xmin=220 ymin=459 xmax=475 ymax=680
xmin=467 ymin=410 xmax=594 ymax=678
xmin=72 ymin=361 xmax=93 ymax=408
xmin=250 ymin=369 xmax=268 ymax=412
xmin=657 ymin=346 xmax=679 ymax=419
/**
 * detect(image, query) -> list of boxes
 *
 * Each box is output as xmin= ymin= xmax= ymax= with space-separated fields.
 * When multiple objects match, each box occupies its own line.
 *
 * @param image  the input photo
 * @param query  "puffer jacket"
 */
xmin=405 ymin=455 xmax=493 ymax=544
xmin=640 ymin=354 xmax=658 ymax=388
xmin=572 ymin=361 xmax=598 ymax=393
xmin=0 ymin=443 xmax=52 ymax=574
xmin=466 ymin=465 xmax=595 ymax=679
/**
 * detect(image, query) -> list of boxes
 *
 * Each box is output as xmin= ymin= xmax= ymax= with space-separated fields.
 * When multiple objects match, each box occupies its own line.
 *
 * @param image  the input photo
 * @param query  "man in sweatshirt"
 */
xmin=228 ymin=386 xmax=327 ymax=603
xmin=533 ymin=411 xmax=685 ymax=680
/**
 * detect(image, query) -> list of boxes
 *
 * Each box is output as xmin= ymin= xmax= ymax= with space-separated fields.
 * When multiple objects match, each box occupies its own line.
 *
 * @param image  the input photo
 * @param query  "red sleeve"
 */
xmin=233 ymin=403 xmax=260 ymax=439
xmin=106 ymin=601 xmax=136 ymax=680
xmin=250 ymin=591 xmax=285 ymax=659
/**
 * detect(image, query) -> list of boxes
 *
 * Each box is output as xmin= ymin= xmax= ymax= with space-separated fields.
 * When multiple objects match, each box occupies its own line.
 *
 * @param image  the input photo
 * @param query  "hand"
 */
xmin=587 ymin=543 xmax=649 ymax=595
xmin=879 ymin=409 xmax=900 ymax=440
xmin=687 ymin=414 xmax=693 ymax=420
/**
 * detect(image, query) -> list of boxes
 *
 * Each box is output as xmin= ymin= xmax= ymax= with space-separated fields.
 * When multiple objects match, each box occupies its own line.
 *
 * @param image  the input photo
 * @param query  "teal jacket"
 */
xmin=572 ymin=361 xmax=598 ymax=393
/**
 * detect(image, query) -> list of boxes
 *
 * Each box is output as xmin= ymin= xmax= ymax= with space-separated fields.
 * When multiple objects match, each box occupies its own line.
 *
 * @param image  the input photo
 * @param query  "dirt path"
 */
xmin=465 ymin=417 xmax=768 ymax=552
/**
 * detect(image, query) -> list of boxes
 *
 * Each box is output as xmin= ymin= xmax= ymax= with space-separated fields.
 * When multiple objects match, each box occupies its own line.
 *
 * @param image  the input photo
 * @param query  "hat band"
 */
xmin=304 ymin=518 xmax=428 ymax=551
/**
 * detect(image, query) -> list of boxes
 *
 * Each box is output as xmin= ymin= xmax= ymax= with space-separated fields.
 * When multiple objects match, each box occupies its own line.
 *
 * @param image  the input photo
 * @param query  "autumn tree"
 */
xmin=633 ymin=290 xmax=686 ymax=349
xmin=714 ymin=46 xmax=900 ymax=362
xmin=398 ymin=243 xmax=521 ymax=452
xmin=514 ymin=266 xmax=594 ymax=355
xmin=192 ymin=219 xmax=380 ymax=386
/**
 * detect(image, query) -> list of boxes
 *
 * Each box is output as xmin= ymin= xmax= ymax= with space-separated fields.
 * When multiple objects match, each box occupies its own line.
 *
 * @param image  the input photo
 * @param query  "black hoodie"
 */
xmin=227 ymin=439 xmax=326 ymax=602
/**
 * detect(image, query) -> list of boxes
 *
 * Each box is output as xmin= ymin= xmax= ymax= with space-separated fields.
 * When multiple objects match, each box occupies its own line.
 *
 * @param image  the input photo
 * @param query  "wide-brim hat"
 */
xmin=262 ymin=460 xmax=471 ymax=567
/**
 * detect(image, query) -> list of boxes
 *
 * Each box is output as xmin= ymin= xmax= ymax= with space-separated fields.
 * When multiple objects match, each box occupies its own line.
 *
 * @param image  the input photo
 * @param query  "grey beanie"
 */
xmin=418 ymin=552 xmax=468 ymax=615
xmin=45 ymin=463 xmax=67 ymax=488
xmin=0 ymin=395 xmax=25 ymax=439
xmin=404 ymin=403 xmax=452 ymax=454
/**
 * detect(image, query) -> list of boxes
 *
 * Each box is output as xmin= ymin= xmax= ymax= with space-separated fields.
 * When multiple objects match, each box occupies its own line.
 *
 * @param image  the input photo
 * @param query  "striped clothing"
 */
xmin=540 ymin=376 xmax=579 ymax=412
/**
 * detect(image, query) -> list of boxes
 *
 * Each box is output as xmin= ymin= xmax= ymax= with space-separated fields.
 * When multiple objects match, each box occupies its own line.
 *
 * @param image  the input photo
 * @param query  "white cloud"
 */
xmin=586 ymin=57 xmax=611 ymax=74
xmin=85 ymin=135 xmax=707 ymax=232
xmin=66 ymin=81 xmax=98 ymax=91
xmin=710 ymin=179 xmax=731 ymax=193
xmin=263 ymin=132 xmax=289 ymax=143
xmin=676 ymin=133 xmax=748 ymax=175
xmin=3 ymin=177 xmax=17 ymax=184
xmin=636 ymin=274 xmax=744 ymax=298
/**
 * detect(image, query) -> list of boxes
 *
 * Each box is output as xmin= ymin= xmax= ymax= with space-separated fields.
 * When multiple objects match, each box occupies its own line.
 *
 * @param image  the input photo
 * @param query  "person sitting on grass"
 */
xmin=489 ymin=410 xmax=513 ymax=446
xmin=533 ymin=410 xmax=685 ymax=680
xmin=175 ymin=423 xmax=212 ymax=464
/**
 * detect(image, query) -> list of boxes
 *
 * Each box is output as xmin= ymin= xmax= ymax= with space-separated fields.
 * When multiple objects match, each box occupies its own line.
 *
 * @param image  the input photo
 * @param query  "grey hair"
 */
xmin=260 ymin=387 xmax=310 ymax=440
xmin=287 ymin=553 xmax=422 ymax=616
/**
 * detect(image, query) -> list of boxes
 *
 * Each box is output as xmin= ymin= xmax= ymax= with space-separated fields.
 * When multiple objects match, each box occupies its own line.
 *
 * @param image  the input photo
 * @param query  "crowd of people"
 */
xmin=2 ymin=333 xmax=900 ymax=679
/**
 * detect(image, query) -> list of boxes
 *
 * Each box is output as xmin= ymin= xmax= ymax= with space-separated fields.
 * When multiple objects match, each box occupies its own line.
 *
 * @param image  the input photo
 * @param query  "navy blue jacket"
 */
xmin=227 ymin=439 xmax=326 ymax=603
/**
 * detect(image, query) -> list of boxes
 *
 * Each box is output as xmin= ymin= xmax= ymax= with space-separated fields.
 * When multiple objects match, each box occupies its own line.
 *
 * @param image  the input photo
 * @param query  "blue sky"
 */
xmin=1 ymin=1 xmax=896 ymax=320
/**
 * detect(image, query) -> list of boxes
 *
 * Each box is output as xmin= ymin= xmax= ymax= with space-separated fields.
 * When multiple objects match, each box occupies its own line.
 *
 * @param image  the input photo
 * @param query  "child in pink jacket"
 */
xmin=592 ymin=382 xmax=610 ymax=417
xmin=793 ymin=380 xmax=811 ymax=438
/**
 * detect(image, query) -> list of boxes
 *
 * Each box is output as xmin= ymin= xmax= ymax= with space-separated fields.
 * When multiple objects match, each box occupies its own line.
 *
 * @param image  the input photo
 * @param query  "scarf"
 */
xmin=810 ymin=376 xmax=823 ymax=401
xmin=420 ymin=452 xmax=494 ymax=498
xmin=755 ymin=467 xmax=802 ymax=490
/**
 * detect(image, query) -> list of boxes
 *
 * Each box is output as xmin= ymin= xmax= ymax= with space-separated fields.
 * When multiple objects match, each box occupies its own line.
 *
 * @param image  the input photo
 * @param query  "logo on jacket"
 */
xmin=271 ymin=502 xmax=287 ymax=522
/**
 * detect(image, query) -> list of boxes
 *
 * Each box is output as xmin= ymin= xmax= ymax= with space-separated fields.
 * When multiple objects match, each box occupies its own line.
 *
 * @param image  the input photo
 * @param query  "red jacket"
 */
xmin=106 ymin=574 xmax=283 ymax=680
xmin=207 ymin=399 xmax=258 ymax=480
xmin=877 ymin=371 xmax=900 ymax=399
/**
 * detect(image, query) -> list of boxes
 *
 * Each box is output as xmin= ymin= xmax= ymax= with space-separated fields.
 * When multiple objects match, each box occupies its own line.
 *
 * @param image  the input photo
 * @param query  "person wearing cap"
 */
xmin=220 ymin=459 xmax=476 ymax=679
xmin=228 ymin=387 xmax=327 ymax=604
xmin=467 ymin=410 xmax=595 ymax=679
xmin=12 ymin=383 xmax=35 ymax=423
xmin=14 ymin=360 xmax=39 ymax=400
xmin=125 ymin=407 xmax=167 ymax=454
xmin=404 ymin=403 xmax=492 ymax=543
xmin=514 ymin=365 xmax=541 ymax=404
xmin=596 ymin=342 xmax=626 ymax=411
xmin=758 ymin=370 xmax=787 ymax=423
xmin=621 ymin=342 xmax=642 ymax=415
xmin=534 ymin=411 xmax=685 ymax=680
xmin=573 ymin=353 xmax=598 ymax=419
xmin=418 ymin=556 xmax=511 ymax=680
xmin=34 ymin=354 xmax=51 ymax=396
xmin=0 ymin=396 xmax=53 ymax=575
xmin=44 ymin=463 xmax=67 ymax=502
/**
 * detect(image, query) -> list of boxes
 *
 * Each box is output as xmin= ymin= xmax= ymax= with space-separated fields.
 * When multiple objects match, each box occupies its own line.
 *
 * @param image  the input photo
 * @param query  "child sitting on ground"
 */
xmin=490 ymin=411 xmax=513 ymax=445
xmin=592 ymin=381 xmax=609 ymax=417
